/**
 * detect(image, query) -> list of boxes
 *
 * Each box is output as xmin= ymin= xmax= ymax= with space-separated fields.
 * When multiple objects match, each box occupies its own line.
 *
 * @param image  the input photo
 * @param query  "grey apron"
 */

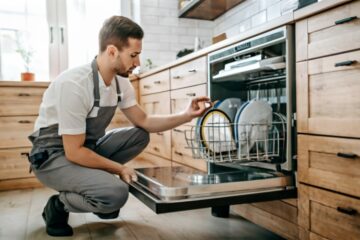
xmin=28 ymin=58 xmax=122 ymax=165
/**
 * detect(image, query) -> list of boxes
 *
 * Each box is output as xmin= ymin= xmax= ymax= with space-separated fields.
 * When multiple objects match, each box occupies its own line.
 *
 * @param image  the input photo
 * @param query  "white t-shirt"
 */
xmin=34 ymin=63 xmax=137 ymax=135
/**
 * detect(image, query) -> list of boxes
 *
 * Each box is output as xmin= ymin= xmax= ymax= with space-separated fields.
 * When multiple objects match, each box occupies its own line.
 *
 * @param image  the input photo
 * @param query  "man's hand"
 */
xmin=184 ymin=96 xmax=212 ymax=121
xmin=118 ymin=166 xmax=138 ymax=184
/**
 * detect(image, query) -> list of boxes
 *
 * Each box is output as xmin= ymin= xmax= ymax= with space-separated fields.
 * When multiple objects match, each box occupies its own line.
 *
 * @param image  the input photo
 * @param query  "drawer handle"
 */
xmin=153 ymin=81 xmax=161 ymax=84
xmin=173 ymin=76 xmax=181 ymax=79
xmin=153 ymin=147 xmax=160 ymax=152
xmin=156 ymin=132 xmax=164 ymax=136
xmin=335 ymin=16 xmax=358 ymax=25
xmin=173 ymin=129 xmax=183 ymax=133
xmin=18 ymin=120 xmax=31 ymax=124
xmin=188 ymin=69 xmax=197 ymax=73
xmin=143 ymin=85 xmax=151 ymax=89
xmin=334 ymin=60 xmax=357 ymax=67
xmin=20 ymin=152 xmax=29 ymax=157
xmin=18 ymin=93 xmax=30 ymax=97
xmin=186 ymin=93 xmax=196 ymax=97
xmin=337 ymin=152 xmax=358 ymax=159
xmin=174 ymin=151 xmax=183 ymax=156
xmin=337 ymin=207 xmax=357 ymax=216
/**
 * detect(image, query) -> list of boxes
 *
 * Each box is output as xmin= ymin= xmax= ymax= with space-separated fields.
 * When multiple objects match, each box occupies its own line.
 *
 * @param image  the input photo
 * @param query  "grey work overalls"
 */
xmin=28 ymin=58 xmax=149 ymax=214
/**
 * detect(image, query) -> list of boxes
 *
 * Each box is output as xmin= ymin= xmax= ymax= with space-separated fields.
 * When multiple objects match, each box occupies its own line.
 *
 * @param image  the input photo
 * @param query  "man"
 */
xmin=28 ymin=16 xmax=211 ymax=237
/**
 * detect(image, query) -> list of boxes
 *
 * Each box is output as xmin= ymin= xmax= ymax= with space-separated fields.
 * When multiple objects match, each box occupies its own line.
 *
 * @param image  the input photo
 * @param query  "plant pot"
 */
xmin=21 ymin=72 xmax=35 ymax=81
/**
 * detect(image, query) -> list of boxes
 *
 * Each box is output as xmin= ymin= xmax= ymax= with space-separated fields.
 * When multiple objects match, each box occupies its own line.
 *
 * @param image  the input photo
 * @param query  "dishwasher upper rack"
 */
xmin=184 ymin=112 xmax=286 ymax=164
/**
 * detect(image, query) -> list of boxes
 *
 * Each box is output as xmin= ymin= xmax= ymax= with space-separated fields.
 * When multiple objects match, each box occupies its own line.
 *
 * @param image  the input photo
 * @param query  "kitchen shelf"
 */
xmin=178 ymin=0 xmax=246 ymax=20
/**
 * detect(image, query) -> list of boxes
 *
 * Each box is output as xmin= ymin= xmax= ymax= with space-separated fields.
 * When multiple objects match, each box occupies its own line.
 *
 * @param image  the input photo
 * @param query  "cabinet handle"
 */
xmin=153 ymin=147 xmax=160 ymax=152
xmin=174 ymin=129 xmax=183 ymax=133
xmin=335 ymin=16 xmax=358 ymax=25
xmin=49 ymin=26 xmax=54 ymax=44
xmin=156 ymin=132 xmax=164 ymax=136
xmin=337 ymin=207 xmax=357 ymax=216
xmin=186 ymin=93 xmax=196 ymax=97
xmin=334 ymin=60 xmax=357 ymax=67
xmin=337 ymin=152 xmax=358 ymax=159
xmin=18 ymin=93 xmax=30 ymax=97
xmin=174 ymin=151 xmax=183 ymax=156
xmin=188 ymin=69 xmax=197 ymax=73
xmin=173 ymin=76 xmax=181 ymax=79
xmin=20 ymin=152 xmax=29 ymax=157
xmin=143 ymin=85 xmax=151 ymax=89
xmin=153 ymin=81 xmax=161 ymax=84
xmin=18 ymin=120 xmax=31 ymax=124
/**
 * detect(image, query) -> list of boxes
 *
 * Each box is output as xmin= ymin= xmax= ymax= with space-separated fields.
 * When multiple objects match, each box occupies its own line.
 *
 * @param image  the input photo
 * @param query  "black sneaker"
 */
xmin=93 ymin=209 xmax=120 ymax=219
xmin=42 ymin=195 xmax=73 ymax=237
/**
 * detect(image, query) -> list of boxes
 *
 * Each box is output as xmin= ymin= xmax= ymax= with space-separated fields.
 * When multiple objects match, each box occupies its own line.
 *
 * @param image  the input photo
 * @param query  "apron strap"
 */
xmin=115 ymin=76 xmax=122 ymax=102
xmin=91 ymin=58 xmax=101 ymax=107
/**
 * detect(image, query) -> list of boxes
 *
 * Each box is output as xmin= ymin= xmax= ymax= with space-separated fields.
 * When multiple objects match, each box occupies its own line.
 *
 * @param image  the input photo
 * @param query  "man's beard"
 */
xmin=116 ymin=68 xmax=133 ymax=78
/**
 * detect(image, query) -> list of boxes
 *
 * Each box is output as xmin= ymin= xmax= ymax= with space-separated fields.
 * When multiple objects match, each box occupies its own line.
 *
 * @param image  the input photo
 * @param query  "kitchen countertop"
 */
xmin=131 ymin=0 xmax=352 ymax=80
xmin=0 ymin=81 xmax=50 ymax=87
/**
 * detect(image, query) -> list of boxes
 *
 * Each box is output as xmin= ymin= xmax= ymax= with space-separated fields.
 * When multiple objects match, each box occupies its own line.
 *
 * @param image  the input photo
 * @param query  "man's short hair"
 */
xmin=99 ymin=16 xmax=144 ymax=52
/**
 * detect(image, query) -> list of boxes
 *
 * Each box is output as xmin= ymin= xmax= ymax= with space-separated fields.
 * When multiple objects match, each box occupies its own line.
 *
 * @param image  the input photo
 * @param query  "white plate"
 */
xmin=236 ymin=100 xmax=272 ymax=157
xmin=215 ymin=98 xmax=242 ymax=123
xmin=200 ymin=109 xmax=236 ymax=154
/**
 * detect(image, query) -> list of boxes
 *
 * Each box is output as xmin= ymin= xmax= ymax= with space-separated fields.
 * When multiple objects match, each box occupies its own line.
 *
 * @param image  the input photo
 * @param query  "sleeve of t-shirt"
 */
xmin=117 ymin=78 xmax=137 ymax=109
xmin=56 ymin=80 xmax=91 ymax=135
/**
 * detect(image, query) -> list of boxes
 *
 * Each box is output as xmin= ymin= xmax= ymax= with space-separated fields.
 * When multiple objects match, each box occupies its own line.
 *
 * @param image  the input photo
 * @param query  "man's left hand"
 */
xmin=184 ymin=96 xmax=212 ymax=121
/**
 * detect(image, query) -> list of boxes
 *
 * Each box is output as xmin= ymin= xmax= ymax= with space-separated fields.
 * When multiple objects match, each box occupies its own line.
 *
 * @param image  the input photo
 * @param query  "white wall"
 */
xmin=134 ymin=0 xmax=298 ymax=71
xmin=135 ymin=0 xmax=214 ymax=71
xmin=213 ymin=0 xmax=298 ymax=38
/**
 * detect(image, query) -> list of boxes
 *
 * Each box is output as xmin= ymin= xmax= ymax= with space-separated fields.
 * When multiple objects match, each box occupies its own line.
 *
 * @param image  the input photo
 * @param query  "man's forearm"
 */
xmin=143 ymin=112 xmax=191 ymax=133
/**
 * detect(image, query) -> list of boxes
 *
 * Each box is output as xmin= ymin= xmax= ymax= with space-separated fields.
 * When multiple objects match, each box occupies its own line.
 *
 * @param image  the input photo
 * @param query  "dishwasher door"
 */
xmin=129 ymin=164 xmax=296 ymax=214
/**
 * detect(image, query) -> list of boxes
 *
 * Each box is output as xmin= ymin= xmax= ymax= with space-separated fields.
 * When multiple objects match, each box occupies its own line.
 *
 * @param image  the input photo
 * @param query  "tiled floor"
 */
xmin=0 ymin=186 xmax=284 ymax=240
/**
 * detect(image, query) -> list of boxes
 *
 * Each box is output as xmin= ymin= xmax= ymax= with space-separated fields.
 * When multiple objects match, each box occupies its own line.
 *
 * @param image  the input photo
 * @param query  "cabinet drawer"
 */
xmin=298 ymin=184 xmax=360 ymax=240
xmin=170 ymin=56 xmax=207 ymax=90
xmin=0 ymin=86 xmax=45 ymax=116
xmin=298 ymin=134 xmax=360 ymax=197
xmin=140 ymin=91 xmax=170 ymax=115
xmin=172 ymin=126 xmax=206 ymax=171
xmin=139 ymin=70 xmax=170 ymax=95
xmin=0 ymin=116 xmax=36 ymax=149
xmin=147 ymin=131 xmax=171 ymax=159
xmin=0 ymin=148 xmax=33 ymax=180
xmin=296 ymin=1 xmax=360 ymax=61
xmin=296 ymin=50 xmax=360 ymax=137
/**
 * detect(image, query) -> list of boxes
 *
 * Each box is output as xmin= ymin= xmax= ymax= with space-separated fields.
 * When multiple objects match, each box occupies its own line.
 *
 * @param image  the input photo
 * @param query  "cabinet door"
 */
xmin=298 ymin=184 xmax=360 ymax=240
xmin=139 ymin=70 xmax=170 ymax=95
xmin=0 ymin=148 xmax=33 ymax=180
xmin=296 ymin=1 xmax=360 ymax=61
xmin=140 ymin=92 xmax=171 ymax=159
xmin=296 ymin=50 xmax=360 ymax=137
xmin=171 ymin=84 xmax=207 ymax=171
xmin=170 ymin=56 xmax=207 ymax=90
xmin=298 ymin=134 xmax=360 ymax=198
xmin=0 ymin=116 xmax=37 ymax=148
xmin=0 ymin=86 xmax=46 ymax=116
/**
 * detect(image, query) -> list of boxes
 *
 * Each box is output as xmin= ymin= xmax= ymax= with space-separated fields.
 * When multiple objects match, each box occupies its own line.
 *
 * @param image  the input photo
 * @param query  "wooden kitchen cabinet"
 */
xmin=139 ymin=70 xmax=170 ymax=95
xmin=171 ymin=84 xmax=207 ymax=171
xmin=170 ymin=56 xmax=207 ymax=90
xmin=296 ymin=0 xmax=360 ymax=62
xmin=140 ymin=91 xmax=171 ymax=159
xmin=296 ymin=1 xmax=360 ymax=239
xmin=0 ymin=82 xmax=48 ymax=191
xmin=296 ymin=50 xmax=360 ymax=137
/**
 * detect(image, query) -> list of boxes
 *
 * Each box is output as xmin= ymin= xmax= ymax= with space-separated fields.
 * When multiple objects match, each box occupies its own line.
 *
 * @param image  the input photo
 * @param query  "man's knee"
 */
xmin=95 ymin=181 xmax=129 ymax=213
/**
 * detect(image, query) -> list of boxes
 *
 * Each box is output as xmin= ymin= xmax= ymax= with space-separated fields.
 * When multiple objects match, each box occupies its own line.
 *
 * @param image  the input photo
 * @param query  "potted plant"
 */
xmin=15 ymin=32 xmax=35 ymax=81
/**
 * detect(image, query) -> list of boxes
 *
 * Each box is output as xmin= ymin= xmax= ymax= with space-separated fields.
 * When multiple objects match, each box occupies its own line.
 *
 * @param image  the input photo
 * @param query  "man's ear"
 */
xmin=106 ymin=45 xmax=118 ymax=57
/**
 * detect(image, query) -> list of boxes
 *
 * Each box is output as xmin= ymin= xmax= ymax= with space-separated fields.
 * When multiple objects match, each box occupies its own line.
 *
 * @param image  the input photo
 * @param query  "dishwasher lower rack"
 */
xmin=184 ymin=112 xmax=286 ymax=163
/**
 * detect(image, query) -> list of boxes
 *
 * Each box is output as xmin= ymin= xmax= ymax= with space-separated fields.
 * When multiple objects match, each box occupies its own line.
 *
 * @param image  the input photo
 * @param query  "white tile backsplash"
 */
xmin=136 ymin=0 xmax=295 ymax=69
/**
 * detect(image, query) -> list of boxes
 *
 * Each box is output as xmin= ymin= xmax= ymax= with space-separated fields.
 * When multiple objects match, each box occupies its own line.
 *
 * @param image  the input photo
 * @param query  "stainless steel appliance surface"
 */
xmin=130 ymin=25 xmax=296 ymax=214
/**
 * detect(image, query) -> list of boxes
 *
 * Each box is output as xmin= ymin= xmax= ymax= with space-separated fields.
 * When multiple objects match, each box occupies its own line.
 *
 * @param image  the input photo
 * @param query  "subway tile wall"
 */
xmin=137 ymin=0 xmax=297 ymax=71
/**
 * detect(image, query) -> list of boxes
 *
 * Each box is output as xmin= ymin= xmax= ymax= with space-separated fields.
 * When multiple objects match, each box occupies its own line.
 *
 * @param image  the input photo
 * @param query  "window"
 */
xmin=0 ymin=0 xmax=125 ymax=81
